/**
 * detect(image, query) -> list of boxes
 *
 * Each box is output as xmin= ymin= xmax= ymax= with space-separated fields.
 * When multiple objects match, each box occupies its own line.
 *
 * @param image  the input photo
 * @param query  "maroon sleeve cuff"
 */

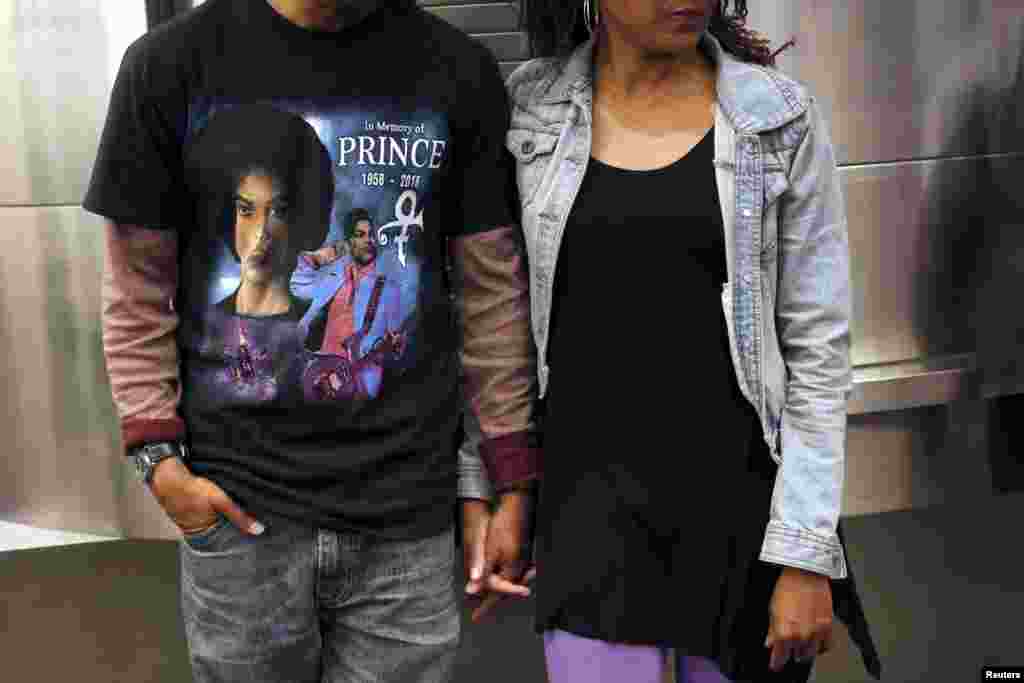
xmin=122 ymin=417 xmax=186 ymax=452
xmin=479 ymin=431 xmax=541 ymax=491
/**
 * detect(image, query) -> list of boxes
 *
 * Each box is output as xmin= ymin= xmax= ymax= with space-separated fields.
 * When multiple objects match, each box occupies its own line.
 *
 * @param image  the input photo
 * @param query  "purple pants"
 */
xmin=543 ymin=630 xmax=732 ymax=683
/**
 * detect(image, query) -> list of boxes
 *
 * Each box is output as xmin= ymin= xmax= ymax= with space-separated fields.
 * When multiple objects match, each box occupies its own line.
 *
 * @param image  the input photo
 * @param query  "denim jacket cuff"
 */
xmin=760 ymin=520 xmax=848 ymax=579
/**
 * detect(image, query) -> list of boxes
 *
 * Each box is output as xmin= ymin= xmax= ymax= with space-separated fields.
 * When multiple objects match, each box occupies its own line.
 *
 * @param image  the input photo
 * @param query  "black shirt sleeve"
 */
xmin=447 ymin=43 xmax=520 ymax=237
xmin=83 ymin=35 xmax=189 ymax=230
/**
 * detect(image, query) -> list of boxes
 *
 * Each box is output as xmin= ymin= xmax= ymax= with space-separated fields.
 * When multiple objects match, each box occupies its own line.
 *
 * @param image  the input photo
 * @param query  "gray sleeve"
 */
xmin=458 ymin=409 xmax=495 ymax=502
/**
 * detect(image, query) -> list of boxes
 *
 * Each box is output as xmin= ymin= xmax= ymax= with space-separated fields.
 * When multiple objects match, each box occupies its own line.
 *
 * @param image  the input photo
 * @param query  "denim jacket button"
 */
xmin=521 ymin=140 xmax=535 ymax=155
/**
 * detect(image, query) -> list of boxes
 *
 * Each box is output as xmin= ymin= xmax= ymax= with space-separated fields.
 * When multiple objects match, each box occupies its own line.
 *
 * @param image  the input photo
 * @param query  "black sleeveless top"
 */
xmin=536 ymin=126 xmax=760 ymax=644
xmin=534 ymin=128 xmax=881 ymax=681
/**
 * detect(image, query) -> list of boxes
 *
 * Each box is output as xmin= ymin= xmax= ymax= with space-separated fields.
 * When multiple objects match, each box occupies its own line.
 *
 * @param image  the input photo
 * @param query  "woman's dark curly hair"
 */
xmin=521 ymin=0 xmax=793 ymax=66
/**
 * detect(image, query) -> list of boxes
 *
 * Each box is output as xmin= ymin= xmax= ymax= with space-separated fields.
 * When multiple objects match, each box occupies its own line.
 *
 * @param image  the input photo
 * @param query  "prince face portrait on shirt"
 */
xmin=190 ymin=104 xmax=334 ymax=317
xmin=183 ymin=103 xmax=335 ymax=402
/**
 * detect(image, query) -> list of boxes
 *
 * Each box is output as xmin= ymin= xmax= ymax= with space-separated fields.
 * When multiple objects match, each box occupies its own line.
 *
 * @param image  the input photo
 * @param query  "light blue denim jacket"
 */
xmin=459 ymin=33 xmax=852 ymax=580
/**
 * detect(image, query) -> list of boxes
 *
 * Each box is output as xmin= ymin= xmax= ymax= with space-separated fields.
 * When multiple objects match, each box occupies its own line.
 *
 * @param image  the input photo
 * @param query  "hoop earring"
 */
xmin=584 ymin=0 xmax=599 ymax=35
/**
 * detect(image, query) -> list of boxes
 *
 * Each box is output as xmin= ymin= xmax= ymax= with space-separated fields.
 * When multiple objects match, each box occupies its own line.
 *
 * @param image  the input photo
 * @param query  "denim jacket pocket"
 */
xmin=507 ymin=127 xmax=559 ymax=209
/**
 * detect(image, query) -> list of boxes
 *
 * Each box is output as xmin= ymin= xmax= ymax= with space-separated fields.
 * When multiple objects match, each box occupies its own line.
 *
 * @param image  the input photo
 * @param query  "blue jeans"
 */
xmin=179 ymin=512 xmax=459 ymax=682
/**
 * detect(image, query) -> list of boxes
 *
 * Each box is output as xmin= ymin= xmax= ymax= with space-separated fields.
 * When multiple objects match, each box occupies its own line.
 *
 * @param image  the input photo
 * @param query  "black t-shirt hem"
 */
xmin=215 ymin=477 xmax=458 ymax=541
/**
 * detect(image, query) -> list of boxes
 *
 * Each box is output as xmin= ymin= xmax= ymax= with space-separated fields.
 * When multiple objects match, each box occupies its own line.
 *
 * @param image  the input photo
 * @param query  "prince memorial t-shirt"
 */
xmin=83 ymin=0 xmax=517 ymax=538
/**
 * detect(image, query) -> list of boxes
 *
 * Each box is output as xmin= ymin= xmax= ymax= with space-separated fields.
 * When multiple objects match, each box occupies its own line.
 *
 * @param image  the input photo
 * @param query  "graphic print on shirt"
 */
xmin=183 ymin=98 xmax=449 ymax=407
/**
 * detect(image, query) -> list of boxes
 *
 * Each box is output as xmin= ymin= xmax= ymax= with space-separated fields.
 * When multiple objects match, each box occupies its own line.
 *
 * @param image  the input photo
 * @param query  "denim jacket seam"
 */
xmin=766 ymin=522 xmax=841 ymax=550
xmin=761 ymin=547 xmax=841 ymax=576
xmin=769 ymin=534 xmax=835 ymax=554
xmin=759 ymin=551 xmax=839 ymax=577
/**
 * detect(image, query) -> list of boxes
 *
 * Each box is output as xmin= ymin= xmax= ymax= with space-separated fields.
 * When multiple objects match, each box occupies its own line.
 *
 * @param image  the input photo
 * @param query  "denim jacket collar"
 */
xmin=536 ymin=32 xmax=809 ymax=134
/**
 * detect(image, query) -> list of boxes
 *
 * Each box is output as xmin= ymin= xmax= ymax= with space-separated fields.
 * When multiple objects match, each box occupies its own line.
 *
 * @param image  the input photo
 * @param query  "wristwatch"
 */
xmin=130 ymin=441 xmax=188 ymax=485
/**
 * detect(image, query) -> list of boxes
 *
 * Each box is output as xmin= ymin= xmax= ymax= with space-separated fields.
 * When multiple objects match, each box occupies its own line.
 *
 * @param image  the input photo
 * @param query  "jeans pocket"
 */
xmin=182 ymin=515 xmax=231 ymax=553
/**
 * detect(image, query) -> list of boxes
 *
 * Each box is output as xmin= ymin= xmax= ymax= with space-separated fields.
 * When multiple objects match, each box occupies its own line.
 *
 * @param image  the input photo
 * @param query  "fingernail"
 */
xmin=471 ymin=566 xmax=482 ymax=581
xmin=250 ymin=521 xmax=265 ymax=535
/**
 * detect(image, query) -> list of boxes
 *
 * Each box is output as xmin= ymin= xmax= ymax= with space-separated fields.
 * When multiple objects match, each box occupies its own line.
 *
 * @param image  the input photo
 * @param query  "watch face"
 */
xmin=134 ymin=453 xmax=151 ymax=479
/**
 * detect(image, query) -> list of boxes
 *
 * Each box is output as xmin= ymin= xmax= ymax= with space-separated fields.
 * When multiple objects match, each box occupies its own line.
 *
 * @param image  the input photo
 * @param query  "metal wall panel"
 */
xmin=0 ymin=206 xmax=122 ymax=536
xmin=417 ymin=0 xmax=526 ymax=74
xmin=841 ymin=144 xmax=1024 ymax=405
xmin=422 ymin=2 xmax=518 ymax=35
xmin=475 ymin=31 xmax=529 ymax=62
xmin=746 ymin=0 xmax=1024 ymax=165
xmin=0 ymin=204 xmax=179 ymax=540
xmin=842 ymin=157 xmax=997 ymax=368
xmin=1 ymin=0 xmax=147 ymax=207
xmin=844 ymin=400 xmax=993 ymax=516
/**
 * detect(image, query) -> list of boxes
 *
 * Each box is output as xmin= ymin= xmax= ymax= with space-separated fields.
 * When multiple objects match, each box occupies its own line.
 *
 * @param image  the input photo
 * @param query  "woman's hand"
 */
xmin=766 ymin=566 xmax=834 ymax=671
xmin=461 ymin=491 xmax=536 ymax=623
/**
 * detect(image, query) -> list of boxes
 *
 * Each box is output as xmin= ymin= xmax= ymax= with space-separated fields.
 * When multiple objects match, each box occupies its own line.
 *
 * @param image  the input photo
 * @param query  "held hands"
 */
xmin=766 ymin=566 xmax=834 ymax=671
xmin=460 ymin=490 xmax=536 ymax=623
xmin=149 ymin=457 xmax=265 ymax=536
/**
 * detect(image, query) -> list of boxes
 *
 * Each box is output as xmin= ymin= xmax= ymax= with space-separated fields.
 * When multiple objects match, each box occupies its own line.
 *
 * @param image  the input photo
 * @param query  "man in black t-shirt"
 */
xmin=85 ymin=2 xmax=539 ymax=681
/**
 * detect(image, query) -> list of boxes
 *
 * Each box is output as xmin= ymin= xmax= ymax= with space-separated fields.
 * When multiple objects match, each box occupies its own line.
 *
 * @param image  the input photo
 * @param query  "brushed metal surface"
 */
xmin=845 ymin=399 xmax=993 ymax=517
xmin=473 ymin=31 xmax=530 ymax=61
xmin=0 ymin=207 xmax=124 ymax=536
xmin=746 ymin=0 xmax=1024 ymax=165
xmin=2 ymin=0 xmax=147 ymax=207
xmin=840 ymin=154 xmax=1024 ymax=369
xmin=849 ymin=354 xmax=975 ymax=415
xmin=422 ymin=2 xmax=519 ymax=35
xmin=0 ymin=521 xmax=117 ymax=552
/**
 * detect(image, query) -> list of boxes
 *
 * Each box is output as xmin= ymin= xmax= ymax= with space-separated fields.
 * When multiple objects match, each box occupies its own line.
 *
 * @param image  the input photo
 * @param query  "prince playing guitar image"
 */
xmin=290 ymin=207 xmax=410 ymax=402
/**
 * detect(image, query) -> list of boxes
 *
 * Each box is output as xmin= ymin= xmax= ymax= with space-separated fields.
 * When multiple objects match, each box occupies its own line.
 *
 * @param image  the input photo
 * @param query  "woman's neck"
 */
xmin=595 ymin=29 xmax=715 ymax=103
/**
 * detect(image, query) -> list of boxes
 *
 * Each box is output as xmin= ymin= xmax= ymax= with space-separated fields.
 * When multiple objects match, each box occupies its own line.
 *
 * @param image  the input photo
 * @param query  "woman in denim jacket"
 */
xmin=460 ymin=1 xmax=881 ymax=681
